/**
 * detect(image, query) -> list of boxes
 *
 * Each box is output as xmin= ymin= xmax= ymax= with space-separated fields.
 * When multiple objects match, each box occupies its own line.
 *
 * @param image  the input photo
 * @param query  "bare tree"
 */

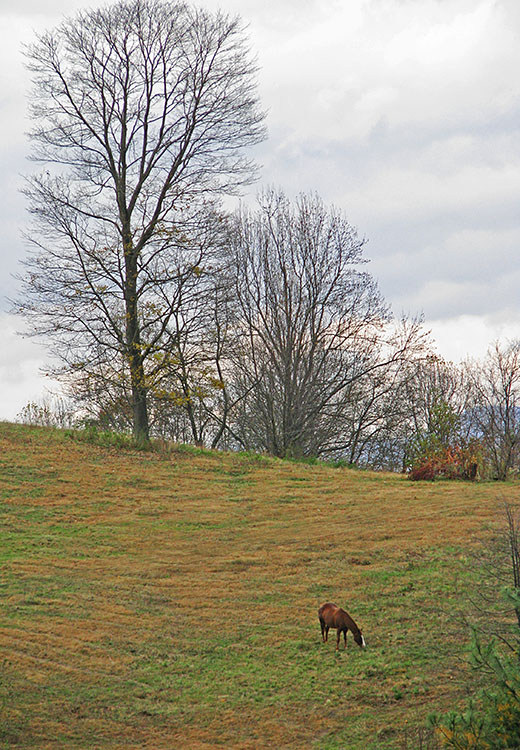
xmin=16 ymin=0 xmax=266 ymax=443
xmin=225 ymin=188 xmax=428 ymax=459
xmin=334 ymin=337 xmax=429 ymax=469
xmin=466 ymin=341 xmax=520 ymax=480
xmin=404 ymin=356 xmax=473 ymax=442
xmin=144 ymin=260 xmax=241 ymax=448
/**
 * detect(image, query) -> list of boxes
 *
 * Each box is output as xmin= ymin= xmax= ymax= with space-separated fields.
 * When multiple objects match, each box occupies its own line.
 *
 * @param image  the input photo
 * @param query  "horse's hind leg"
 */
xmin=344 ymin=630 xmax=347 ymax=650
xmin=336 ymin=630 xmax=340 ymax=651
xmin=320 ymin=621 xmax=329 ymax=642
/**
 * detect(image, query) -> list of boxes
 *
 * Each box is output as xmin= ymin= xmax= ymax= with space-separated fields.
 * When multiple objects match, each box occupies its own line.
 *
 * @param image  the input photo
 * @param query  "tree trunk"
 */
xmin=124 ymin=240 xmax=150 ymax=444
xmin=131 ymin=374 xmax=150 ymax=444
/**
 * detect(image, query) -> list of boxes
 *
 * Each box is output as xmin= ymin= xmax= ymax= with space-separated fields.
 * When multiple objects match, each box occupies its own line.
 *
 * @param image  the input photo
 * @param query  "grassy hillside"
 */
xmin=1 ymin=422 xmax=519 ymax=749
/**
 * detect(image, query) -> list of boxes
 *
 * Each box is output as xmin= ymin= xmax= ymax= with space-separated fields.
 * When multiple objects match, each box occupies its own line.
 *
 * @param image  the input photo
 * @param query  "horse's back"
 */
xmin=319 ymin=602 xmax=354 ymax=629
xmin=318 ymin=602 xmax=339 ymax=622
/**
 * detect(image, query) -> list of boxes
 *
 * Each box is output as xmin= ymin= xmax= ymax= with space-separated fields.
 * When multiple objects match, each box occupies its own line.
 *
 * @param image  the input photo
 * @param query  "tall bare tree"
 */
xmin=466 ymin=341 xmax=520 ymax=480
xmin=331 ymin=331 xmax=431 ymax=469
xmin=16 ymin=0 xmax=265 ymax=442
xmin=404 ymin=357 xmax=471 ymax=439
xmin=226 ymin=188 xmax=427 ymax=458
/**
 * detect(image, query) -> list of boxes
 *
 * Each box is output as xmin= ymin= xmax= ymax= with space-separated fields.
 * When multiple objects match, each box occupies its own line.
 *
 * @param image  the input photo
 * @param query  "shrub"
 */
xmin=408 ymin=442 xmax=481 ymax=481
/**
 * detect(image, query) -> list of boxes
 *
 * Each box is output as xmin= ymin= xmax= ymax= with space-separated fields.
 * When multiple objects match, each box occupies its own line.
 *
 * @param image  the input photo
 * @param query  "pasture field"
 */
xmin=1 ymin=422 xmax=519 ymax=749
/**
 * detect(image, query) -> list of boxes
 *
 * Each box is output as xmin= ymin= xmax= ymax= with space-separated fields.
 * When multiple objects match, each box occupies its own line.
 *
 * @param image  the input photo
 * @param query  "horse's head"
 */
xmin=354 ymin=630 xmax=366 ymax=648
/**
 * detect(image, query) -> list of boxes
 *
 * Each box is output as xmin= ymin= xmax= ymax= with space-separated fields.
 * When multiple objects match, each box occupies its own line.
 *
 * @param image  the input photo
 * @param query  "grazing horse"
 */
xmin=318 ymin=602 xmax=366 ymax=651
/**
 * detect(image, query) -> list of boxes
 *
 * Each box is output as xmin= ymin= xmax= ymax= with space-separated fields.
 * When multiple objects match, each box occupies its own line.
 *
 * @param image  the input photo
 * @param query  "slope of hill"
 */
xmin=1 ymin=422 xmax=518 ymax=749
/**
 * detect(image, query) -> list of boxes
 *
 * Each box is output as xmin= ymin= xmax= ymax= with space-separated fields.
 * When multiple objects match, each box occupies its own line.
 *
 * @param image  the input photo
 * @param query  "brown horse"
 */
xmin=318 ymin=602 xmax=366 ymax=651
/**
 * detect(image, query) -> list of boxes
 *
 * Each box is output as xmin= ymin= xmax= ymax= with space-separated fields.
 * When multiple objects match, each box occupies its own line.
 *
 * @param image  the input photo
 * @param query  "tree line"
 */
xmin=14 ymin=0 xmax=520 ymax=478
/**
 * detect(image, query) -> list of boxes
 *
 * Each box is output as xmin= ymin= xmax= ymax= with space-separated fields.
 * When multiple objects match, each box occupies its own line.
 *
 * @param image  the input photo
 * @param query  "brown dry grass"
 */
xmin=1 ymin=422 xmax=519 ymax=749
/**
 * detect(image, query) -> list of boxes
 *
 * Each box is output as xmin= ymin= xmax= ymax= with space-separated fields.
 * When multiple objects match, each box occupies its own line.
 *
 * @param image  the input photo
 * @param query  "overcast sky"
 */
xmin=0 ymin=0 xmax=519 ymax=420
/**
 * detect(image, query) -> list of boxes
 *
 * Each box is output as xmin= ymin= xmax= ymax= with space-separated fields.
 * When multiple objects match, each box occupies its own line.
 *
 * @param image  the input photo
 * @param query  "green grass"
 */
xmin=1 ymin=421 xmax=518 ymax=748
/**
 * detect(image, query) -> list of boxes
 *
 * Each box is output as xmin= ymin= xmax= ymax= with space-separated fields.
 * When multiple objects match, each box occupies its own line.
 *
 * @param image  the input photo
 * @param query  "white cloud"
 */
xmin=0 ymin=314 xmax=58 ymax=420
xmin=429 ymin=313 xmax=520 ymax=363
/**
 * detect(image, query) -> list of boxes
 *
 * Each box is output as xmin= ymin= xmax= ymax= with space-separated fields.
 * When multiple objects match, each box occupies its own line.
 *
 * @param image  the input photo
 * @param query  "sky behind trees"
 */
xmin=1 ymin=0 xmax=519 ymax=420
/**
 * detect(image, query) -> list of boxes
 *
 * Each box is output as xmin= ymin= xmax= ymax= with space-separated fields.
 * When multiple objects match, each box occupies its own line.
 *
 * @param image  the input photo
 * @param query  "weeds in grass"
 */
xmin=172 ymin=441 xmax=213 ymax=457
xmin=65 ymin=425 xmax=148 ymax=451
xmin=398 ymin=727 xmax=441 ymax=749
xmin=287 ymin=454 xmax=356 ymax=469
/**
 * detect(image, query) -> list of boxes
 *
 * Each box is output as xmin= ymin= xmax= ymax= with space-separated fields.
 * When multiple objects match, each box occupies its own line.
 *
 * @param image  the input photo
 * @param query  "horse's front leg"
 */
xmin=336 ymin=630 xmax=340 ymax=651
xmin=344 ymin=630 xmax=347 ymax=650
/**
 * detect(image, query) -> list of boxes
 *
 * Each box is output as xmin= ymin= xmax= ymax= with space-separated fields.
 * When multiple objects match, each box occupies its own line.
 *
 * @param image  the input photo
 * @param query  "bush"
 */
xmin=408 ymin=442 xmax=481 ymax=481
xmin=17 ymin=396 xmax=76 ymax=428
